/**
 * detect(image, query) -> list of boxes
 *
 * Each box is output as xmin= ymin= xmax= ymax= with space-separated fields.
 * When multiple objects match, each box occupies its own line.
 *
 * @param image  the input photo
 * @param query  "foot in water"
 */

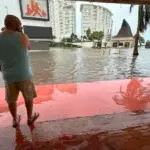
xmin=13 ymin=115 xmax=21 ymax=128
xmin=28 ymin=112 xmax=39 ymax=126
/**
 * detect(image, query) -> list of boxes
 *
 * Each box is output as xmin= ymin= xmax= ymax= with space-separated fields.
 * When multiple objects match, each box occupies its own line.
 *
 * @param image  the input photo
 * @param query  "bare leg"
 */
xmin=8 ymin=103 xmax=20 ymax=127
xmin=21 ymin=80 xmax=39 ymax=125
xmin=25 ymin=100 xmax=39 ymax=125
xmin=25 ymin=100 xmax=33 ymax=121
xmin=8 ymin=103 xmax=17 ymax=121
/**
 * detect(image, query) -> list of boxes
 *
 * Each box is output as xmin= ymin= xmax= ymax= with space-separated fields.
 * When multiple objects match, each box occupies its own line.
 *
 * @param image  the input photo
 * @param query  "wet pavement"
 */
xmin=1 ymin=78 xmax=150 ymax=149
xmin=1 ymin=48 xmax=150 ymax=149
xmin=1 ymin=108 xmax=150 ymax=150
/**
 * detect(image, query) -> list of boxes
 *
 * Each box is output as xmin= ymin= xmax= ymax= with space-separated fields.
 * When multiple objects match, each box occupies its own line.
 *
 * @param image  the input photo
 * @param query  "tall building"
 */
xmin=49 ymin=0 xmax=76 ymax=41
xmin=49 ymin=0 xmax=60 ymax=40
xmin=80 ymin=4 xmax=113 ymax=41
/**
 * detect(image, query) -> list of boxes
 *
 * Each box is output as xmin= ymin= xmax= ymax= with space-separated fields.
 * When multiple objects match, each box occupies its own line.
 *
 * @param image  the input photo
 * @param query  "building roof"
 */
xmin=113 ymin=19 xmax=133 ymax=38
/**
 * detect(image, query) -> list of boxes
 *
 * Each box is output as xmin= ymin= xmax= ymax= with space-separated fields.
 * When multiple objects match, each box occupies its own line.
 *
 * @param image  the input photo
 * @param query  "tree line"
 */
xmin=84 ymin=28 xmax=104 ymax=41
xmin=60 ymin=29 xmax=104 ymax=43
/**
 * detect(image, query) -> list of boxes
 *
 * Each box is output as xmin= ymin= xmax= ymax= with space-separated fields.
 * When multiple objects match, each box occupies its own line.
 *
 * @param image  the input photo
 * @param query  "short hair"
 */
xmin=4 ymin=15 xmax=21 ymax=30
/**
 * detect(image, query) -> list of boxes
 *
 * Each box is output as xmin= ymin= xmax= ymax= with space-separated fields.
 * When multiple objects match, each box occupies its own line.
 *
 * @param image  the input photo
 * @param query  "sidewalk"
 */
xmin=1 ymin=78 xmax=150 ymax=149
xmin=1 ymin=110 xmax=150 ymax=150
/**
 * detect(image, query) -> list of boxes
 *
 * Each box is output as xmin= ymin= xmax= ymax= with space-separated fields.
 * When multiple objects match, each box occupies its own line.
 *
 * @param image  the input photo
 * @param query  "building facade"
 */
xmin=0 ymin=0 xmax=53 ymax=50
xmin=49 ymin=0 xmax=76 ymax=41
xmin=0 ymin=0 xmax=51 ymax=29
xmin=80 ymin=4 xmax=113 ymax=41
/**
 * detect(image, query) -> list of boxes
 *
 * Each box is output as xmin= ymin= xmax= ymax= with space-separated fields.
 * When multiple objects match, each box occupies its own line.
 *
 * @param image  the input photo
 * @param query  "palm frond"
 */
xmin=140 ymin=5 xmax=150 ymax=32
xmin=145 ymin=5 xmax=150 ymax=24
xmin=138 ymin=5 xmax=145 ymax=32
xmin=130 ymin=5 xmax=135 ymax=13
xmin=130 ymin=5 xmax=150 ymax=33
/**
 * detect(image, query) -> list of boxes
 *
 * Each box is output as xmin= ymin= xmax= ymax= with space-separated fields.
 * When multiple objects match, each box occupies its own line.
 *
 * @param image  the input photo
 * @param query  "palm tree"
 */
xmin=86 ymin=28 xmax=91 ymax=40
xmin=130 ymin=5 xmax=150 ymax=55
xmin=139 ymin=35 xmax=145 ymax=47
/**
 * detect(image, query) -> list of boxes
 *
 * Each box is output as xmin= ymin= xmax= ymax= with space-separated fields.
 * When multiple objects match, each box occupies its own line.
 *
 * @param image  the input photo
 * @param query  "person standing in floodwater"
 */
xmin=0 ymin=15 xmax=39 ymax=128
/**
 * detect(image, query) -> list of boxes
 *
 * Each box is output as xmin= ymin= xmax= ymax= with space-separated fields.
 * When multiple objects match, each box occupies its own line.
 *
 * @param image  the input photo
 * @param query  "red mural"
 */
xmin=25 ymin=0 xmax=47 ymax=17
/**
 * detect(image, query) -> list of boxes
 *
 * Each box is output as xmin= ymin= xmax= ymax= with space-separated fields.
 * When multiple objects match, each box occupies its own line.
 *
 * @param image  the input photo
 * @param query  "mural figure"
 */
xmin=25 ymin=0 xmax=47 ymax=17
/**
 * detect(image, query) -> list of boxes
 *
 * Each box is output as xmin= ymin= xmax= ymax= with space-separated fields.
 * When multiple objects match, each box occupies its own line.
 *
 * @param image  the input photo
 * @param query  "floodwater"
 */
xmin=1 ymin=48 xmax=150 ymax=149
xmin=0 ymin=47 xmax=150 ymax=86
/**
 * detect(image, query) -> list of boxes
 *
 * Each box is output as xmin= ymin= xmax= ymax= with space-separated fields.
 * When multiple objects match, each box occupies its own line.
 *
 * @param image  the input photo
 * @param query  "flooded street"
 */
xmin=0 ymin=47 xmax=150 ymax=86
xmin=1 ymin=48 xmax=150 ymax=149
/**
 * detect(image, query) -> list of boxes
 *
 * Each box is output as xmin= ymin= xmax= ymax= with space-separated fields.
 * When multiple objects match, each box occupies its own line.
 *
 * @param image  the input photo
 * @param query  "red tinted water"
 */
xmin=0 ymin=78 xmax=150 ymax=127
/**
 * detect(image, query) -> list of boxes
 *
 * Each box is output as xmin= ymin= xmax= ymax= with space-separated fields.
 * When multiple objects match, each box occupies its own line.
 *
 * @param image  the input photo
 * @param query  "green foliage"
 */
xmin=61 ymin=33 xmax=78 ymax=43
xmin=86 ymin=28 xmax=91 ymax=40
xmin=85 ymin=28 xmax=104 ymax=41
xmin=130 ymin=5 xmax=150 ymax=55
xmin=139 ymin=35 xmax=145 ymax=46
xmin=130 ymin=5 xmax=150 ymax=34
xmin=91 ymin=31 xmax=104 ymax=41
xmin=81 ymin=36 xmax=87 ymax=42
xmin=70 ymin=33 xmax=78 ymax=42
xmin=104 ymin=42 xmax=107 ymax=48
xmin=83 ymin=36 xmax=86 ymax=38
xmin=61 ymin=38 xmax=72 ymax=43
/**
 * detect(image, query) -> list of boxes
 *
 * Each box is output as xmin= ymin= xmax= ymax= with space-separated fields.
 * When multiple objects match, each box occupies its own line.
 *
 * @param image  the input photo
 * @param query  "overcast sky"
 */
xmin=0 ymin=1 xmax=150 ymax=41
xmin=76 ymin=2 xmax=150 ymax=41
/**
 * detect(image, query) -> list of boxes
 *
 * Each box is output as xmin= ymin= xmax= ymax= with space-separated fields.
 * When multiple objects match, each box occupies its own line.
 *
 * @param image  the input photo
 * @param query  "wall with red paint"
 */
xmin=0 ymin=0 xmax=51 ymax=30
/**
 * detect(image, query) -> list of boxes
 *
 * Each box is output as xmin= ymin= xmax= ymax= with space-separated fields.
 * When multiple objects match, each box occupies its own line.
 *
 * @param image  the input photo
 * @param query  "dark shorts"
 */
xmin=5 ymin=79 xmax=37 ymax=104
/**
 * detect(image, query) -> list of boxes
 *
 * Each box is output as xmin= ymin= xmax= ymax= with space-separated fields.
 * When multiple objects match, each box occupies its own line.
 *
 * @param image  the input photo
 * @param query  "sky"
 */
xmin=76 ymin=2 xmax=150 ymax=41
xmin=0 ymin=1 xmax=150 ymax=41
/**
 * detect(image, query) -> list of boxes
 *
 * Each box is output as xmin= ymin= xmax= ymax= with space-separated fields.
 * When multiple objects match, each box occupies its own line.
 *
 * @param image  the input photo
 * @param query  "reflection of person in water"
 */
xmin=113 ymin=78 xmax=150 ymax=112
xmin=55 ymin=83 xmax=77 ymax=94
xmin=15 ymin=126 xmax=34 ymax=149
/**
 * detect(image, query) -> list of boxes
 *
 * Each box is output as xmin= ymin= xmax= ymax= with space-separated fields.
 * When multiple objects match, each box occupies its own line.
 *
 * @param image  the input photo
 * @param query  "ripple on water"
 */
xmin=0 ymin=48 xmax=150 ymax=86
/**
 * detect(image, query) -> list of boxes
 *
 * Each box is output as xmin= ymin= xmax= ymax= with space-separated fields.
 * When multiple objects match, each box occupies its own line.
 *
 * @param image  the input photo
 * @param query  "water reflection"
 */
xmin=55 ymin=83 xmax=77 ymax=94
xmin=30 ymin=51 xmax=55 ymax=85
xmin=113 ymin=78 xmax=150 ymax=112
xmin=7 ymin=118 xmax=150 ymax=150
xmin=34 ymin=85 xmax=54 ymax=104
xmin=0 ymin=83 xmax=77 ymax=115
xmin=0 ymin=48 xmax=150 ymax=86
xmin=15 ymin=126 xmax=34 ymax=149
xmin=28 ymin=48 xmax=138 ymax=85
xmin=14 ymin=126 xmax=108 ymax=150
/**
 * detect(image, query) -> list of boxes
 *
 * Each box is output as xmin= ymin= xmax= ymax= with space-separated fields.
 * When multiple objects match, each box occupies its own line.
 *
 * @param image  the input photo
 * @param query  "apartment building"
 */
xmin=80 ymin=4 xmax=113 ymax=41
xmin=49 ymin=0 xmax=76 ymax=41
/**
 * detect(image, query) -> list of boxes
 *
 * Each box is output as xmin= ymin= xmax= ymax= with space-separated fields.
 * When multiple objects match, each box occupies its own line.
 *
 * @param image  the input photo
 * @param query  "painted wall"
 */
xmin=0 ymin=0 xmax=51 ymax=30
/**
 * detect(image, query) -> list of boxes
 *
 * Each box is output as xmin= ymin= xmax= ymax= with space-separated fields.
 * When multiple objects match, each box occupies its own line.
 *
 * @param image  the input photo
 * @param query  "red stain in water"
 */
xmin=1 ymin=78 xmax=150 ymax=127
xmin=113 ymin=78 xmax=150 ymax=111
